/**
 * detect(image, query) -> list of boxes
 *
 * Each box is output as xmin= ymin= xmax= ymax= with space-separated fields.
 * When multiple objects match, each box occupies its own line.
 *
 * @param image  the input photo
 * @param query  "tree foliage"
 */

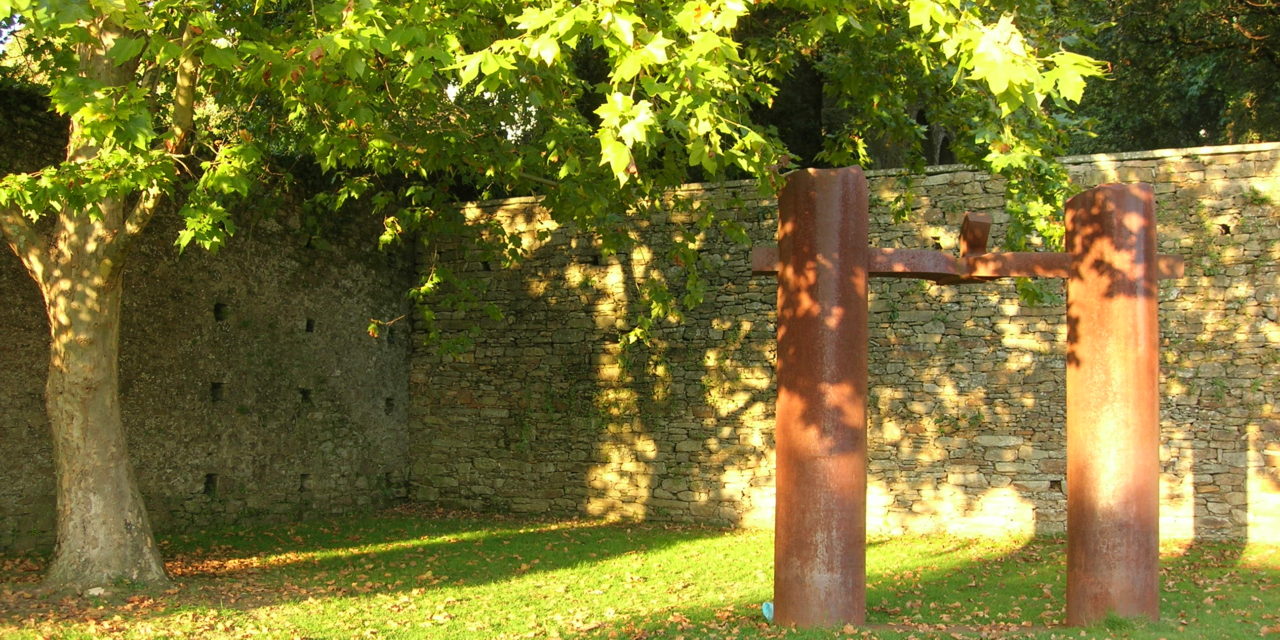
xmin=2 ymin=0 xmax=1105 ymax=265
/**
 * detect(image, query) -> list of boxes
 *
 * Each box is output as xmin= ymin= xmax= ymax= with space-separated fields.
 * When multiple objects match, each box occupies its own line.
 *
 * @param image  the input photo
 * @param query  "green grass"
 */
xmin=1 ymin=506 xmax=1276 ymax=639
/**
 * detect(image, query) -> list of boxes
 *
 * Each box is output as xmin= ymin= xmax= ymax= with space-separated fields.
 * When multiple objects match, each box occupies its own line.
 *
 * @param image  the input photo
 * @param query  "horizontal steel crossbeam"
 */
xmin=752 ymin=213 xmax=1185 ymax=282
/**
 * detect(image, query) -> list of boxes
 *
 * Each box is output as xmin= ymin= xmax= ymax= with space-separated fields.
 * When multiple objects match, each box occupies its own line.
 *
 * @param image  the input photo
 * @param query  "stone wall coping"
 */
xmin=455 ymin=142 xmax=1280 ymax=212
xmin=1056 ymin=141 xmax=1280 ymax=166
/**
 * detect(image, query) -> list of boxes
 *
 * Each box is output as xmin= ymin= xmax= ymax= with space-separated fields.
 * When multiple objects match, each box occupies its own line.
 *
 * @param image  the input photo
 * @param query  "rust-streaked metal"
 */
xmin=868 ymin=248 xmax=963 ymax=281
xmin=774 ymin=167 xmax=868 ymax=627
xmin=965 ymin=252 xmax=1071 ymax=279
xmin=1064 ymin=183 xmax=1161 ymax=626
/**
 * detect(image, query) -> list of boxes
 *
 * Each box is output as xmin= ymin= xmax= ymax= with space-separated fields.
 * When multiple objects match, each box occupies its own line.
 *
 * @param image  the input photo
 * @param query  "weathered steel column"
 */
xmin=774 ymin=167 xmax=869 ymax=626
xmin=1064 ymin=183 xmax=1160 ymax=626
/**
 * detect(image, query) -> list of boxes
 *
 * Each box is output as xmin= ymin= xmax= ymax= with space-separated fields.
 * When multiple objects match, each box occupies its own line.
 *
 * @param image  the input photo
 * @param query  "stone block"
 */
xmin=975 ymin=435 xmax=1023 ymax=447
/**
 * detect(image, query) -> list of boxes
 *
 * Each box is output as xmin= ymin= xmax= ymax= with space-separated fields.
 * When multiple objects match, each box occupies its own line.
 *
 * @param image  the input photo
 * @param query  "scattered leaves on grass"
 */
xmin=2 ymin=512 xmax=1277 ymax=639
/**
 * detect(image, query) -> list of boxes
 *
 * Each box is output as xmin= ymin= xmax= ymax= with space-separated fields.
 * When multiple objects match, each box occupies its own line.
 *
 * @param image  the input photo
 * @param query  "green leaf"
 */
xmin=609 ymin=11 xmax=635 ymax=46
xmin=594 ymin=91 xmax=632 ymax=128
xmin=1047 ymin=50 xmax=1102 ymax=104
xmin=106 ymin=36 xmax=145 ymax=66
xmin=907 ymin=0 xmax=933 ymax=29
xmin=616 ymin=100 xmax=655 ymax=146
xmin=527 ymin=36 xmax=560 ymax=65
xmin=597 ymin=134 xmax=633 ymax=184
xmin=457 ymin=53 xmax=483 ymax=87
xmin=203 ymin=45 xmax=238 ymax=71
xmin=613 ymin=50 xmax=644 ymax=82
xmin=343 ymin=50 xmax=366 ymax=77
xmin=514 ymin=5 xmax=555 ymax=31
xmin=479 ymin=50 xmax=501 ymax=75
xmin=1056 ymin=71 xmax=1086 ymax=104
xmin=644 ymin=32 xmax=673 ymax=63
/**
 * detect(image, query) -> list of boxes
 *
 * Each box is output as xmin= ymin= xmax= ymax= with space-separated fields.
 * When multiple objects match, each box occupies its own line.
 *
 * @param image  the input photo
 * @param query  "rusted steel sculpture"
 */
xmin=752 ymin=167 xmax=1181 ymax=628
xmin=772 ymin=168 xmax=869 ymax=626
xmin=1064 ymin=185 xmax=1162 ymax=625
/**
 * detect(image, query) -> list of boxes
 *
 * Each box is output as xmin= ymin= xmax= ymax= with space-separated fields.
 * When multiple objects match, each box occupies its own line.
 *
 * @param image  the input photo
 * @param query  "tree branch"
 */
xmin=165 ymin=25 xmax=199 ymax=157
xmin=129 ymin=25 xmax=200 ymax=238
xmin=124 ymin=187 xmax=164 ymax=238
xmin=0 ymin=205 xmax=49 ymax=279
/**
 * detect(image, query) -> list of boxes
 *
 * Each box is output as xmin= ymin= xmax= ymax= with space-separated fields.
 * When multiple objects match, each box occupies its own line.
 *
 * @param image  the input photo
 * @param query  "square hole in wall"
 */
xmin=298 ymin=473 xmax=312 ymax=492
xmin=1049 ymin=479 xmax=1063 ymax=492
xmin=213 ymin=303 xmax=228 ymax=322
xmin=203 ymin=473 xmax=218 ymax=496
xmin=305 ymin=318 xmax=316 ymax=333
xmin=384 ymin=397 xmax=395 ymax=415
xmin=299 ymin=388 xmax=312 ymax=404
xmin=210 ymin=382 xmax=224 ymax=402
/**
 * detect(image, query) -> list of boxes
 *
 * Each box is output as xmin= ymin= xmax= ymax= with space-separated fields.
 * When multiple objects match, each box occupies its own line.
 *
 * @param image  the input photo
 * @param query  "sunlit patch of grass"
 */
xmin=1 ymin=507 xmax=1276 ymax=639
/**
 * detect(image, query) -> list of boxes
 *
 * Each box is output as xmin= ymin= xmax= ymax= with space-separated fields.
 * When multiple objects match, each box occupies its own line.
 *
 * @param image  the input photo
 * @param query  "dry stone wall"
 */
xmin=0 ymin=206 xmax=414 ymax=551
xmin=2 ymin=141 xmax=1275 ymax=550
xmin=409 ymin=143 xmax=1280 ymax=541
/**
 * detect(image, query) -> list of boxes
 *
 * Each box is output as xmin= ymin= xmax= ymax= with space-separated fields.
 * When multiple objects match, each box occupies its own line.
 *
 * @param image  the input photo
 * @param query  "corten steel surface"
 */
xmin=773 ymin=167 xmax=869 ymax=627
xmin=1064 ymin=184 xmax=1161 ymax=626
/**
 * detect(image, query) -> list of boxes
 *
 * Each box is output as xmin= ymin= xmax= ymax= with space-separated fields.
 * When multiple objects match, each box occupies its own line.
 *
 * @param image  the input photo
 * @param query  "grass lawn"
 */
xmin=1 ymin=506 xmax=1276 ymax=639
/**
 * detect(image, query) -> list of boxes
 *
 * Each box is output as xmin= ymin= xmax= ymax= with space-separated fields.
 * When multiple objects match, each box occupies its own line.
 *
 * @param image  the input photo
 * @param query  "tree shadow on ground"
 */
xmin=1 ymin=513 xmax=1275 ymax=638
xmin=0 ymin=506 xmax=724 ymax=631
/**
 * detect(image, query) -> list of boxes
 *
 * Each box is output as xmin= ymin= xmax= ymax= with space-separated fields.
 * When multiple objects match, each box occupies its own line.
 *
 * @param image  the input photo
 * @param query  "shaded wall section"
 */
xmin=0 ymin=205 xmax=413 ymax=551
xmin=409 ymin=143 xmax=1280 ymax=542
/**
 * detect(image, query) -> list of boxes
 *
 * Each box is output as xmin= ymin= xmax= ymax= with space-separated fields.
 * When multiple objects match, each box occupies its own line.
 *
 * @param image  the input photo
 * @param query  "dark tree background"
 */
xmin=747 ymin=1 xmax=1279 ymax=166
xmin=1069 ymin=0 xmax=1279 ymax=153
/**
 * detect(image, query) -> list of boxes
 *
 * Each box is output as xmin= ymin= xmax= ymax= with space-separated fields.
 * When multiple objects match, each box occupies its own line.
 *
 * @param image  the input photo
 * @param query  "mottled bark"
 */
xmin=38 ymin=217 xmax=168 ymax=589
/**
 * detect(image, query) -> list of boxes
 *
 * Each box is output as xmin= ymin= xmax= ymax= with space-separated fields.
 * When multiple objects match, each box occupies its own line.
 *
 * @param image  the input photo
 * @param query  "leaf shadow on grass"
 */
xmin=559 ymin=536 xmax=1071 ymax=640
xmin=560 ymin=536 xmax=1280 ymax=640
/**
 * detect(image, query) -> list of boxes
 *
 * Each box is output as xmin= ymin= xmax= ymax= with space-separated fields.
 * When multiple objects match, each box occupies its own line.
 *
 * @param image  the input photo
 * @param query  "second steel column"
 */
xmin=1064 ymin=184 xmax=1161 ymax=626
xmin=774 ymin=167 xmax=869 ymax=627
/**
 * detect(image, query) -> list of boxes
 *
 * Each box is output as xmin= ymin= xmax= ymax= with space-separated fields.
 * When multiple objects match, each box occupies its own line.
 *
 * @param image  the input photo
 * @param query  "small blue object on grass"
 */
xmin=761 ymin=601 xmax=774 ymax=623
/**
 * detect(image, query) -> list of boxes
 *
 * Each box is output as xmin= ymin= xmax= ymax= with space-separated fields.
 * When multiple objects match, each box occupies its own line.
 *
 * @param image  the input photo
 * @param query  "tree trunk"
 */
xmin=34 ymin=211 xmax=168 ymax=591
xmin=0 ymin=14 xmax=176 ymax=592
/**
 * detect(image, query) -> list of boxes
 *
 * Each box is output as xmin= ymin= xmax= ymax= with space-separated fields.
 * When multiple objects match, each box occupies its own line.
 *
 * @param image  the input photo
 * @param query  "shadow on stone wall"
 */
xmin=1142 ymin=149 xmax=1280 ymax=548
xmin=7 ymin=142 xmax=1272 ymax=549
xmin=409 ymin=144 xmax=1280 ymax=542
xmin=410 ymin=192 xmax=779 ymax=528
xmin=408 ymin=183 xmax=1071 ymax=535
